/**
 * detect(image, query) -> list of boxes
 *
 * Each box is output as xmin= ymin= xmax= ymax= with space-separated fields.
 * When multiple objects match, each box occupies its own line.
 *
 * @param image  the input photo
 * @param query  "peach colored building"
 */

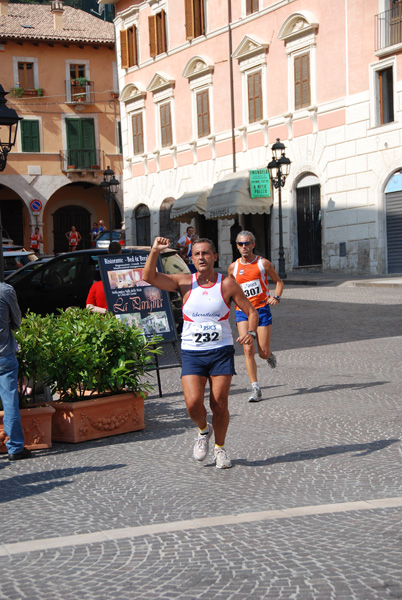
xmin=0 ymin=0 xmax=122 ymax=253
xmin=106 ymin=0 xmax=402 ymax=274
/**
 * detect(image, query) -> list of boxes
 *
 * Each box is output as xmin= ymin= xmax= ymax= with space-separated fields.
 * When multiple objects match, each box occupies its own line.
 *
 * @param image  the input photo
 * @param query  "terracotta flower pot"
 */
xmin=0 ymin=405 xmax=56 ymax=453
xmin=51 ymin=392 xmax=145 ymax=443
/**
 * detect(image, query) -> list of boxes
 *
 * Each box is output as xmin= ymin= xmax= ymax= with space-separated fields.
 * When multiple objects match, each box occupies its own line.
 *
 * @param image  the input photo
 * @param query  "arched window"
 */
xmin=135 ymin=204 xmax=150 ymax=246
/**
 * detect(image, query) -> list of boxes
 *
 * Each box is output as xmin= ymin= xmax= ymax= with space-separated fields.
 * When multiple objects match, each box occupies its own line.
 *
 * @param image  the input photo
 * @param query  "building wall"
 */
xmin=1 ymin=32 xmax=122 ymax=253
xmin=114 ymin=0 xmax=402 ymax=274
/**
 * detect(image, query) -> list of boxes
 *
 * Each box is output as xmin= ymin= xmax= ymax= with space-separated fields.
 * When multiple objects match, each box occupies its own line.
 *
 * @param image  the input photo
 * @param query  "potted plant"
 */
xmin=10 ymin=87 xmax=25 ymax=98
xmin=12 ymin=309 xmax=160 ymax=443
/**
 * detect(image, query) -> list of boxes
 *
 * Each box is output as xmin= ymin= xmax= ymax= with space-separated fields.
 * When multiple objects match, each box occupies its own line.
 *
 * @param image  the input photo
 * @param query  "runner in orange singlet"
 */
xmin=228 ymin=230 xmax=283 ymax=403
xmin=30 ymin=227 xmax=43 ymax=255
xmin=65 ymin=225 xmax=81 ymax=252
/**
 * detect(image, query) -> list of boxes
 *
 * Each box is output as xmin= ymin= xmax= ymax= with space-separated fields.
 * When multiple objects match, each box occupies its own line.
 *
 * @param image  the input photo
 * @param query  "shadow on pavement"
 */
xmin=256 ymin=380 xmax=390 ymax=402
xmin=0 ymin=464 xmax=126 ymax=502
xmin=234 ymin=438 xmax=400 ymax=467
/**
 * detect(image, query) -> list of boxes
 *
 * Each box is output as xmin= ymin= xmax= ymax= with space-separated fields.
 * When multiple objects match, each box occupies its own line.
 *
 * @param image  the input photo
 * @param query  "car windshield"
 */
xmin=97 ymin=231 xmax=121 ymax=241
xmin=5 ymin=261 xmax=46 ymax=284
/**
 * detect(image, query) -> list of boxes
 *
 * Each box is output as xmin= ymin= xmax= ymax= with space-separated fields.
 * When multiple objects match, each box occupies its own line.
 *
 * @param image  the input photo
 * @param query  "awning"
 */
xmin=171 ymin=189 xmax=210 ymax=223
xmin=206 ymin=171 xmax=273 ymax=220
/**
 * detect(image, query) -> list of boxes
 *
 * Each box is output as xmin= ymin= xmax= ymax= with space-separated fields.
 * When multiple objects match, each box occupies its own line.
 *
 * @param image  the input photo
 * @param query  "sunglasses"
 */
xmin=237 ymin=241 xmax=252 ymax=246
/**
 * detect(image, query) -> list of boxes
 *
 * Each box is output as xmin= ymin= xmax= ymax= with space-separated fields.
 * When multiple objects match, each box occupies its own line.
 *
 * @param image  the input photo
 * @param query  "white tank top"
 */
xmin=181 ymin=273 xmax=233 ymax=351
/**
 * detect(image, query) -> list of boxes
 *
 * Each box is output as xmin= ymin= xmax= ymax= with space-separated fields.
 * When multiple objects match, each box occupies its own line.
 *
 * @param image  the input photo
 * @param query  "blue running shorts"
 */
xmin=235 ymin=304 xmax=272 ymax=326
xmin=181 ymin=345 xmax=236 ymax=377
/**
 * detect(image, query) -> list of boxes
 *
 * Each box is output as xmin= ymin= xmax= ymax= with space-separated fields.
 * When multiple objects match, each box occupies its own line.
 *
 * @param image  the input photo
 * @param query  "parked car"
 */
xmin=3 ymin=257 xmax=52 ymax=284
xmin=93 ymin=229 xmax=126 ymax=248
xmin=2 ymin=249 xmax=38 ymax=277
xmin=5 ymin=248 xmax=189 ymax=330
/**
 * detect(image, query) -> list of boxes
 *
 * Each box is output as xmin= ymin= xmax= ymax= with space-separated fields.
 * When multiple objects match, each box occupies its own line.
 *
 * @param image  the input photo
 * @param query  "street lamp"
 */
xmin=100 ymin=166 xmax=120 ymax=243
xmin=267 ymin=138 xmax=291 ymax=279
xmin=0 ymin=84 xmax=22 ymax=172
xmin=0 ymin=84 xmax=22 ymax=282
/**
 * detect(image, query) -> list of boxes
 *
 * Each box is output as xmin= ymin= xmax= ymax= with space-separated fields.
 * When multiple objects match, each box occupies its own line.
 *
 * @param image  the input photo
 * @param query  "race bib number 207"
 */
xmin=191 ymin=322 xmax=222 ymax=344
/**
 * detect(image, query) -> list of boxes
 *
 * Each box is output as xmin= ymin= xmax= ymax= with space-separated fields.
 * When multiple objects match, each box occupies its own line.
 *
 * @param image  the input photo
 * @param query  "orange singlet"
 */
xmin=232 ymin=256 xmax=269 ymax=310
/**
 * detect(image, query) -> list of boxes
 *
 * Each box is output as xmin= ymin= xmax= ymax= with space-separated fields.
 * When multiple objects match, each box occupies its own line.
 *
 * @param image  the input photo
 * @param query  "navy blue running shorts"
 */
xmin=235 ymin=304 xmax=272 ymax=326
xmin=181 ymin=345 xmax=236 ymax=378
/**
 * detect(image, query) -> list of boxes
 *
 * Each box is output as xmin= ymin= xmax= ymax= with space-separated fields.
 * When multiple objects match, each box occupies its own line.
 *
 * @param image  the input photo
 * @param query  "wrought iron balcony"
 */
xmin=65 ymin=79 xmax=95 ymax=104
xmin=376 ymin=3 xmax=402 ymax=51
xmin=61 ymin=149 xmax=100 ymax=172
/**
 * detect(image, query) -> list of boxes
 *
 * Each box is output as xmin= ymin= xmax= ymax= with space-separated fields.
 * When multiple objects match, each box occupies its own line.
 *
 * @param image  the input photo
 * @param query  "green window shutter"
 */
xmin=21 ymin=120 xmax=40 ymax=152
xmin=66 ymin=118 xmax=95 ymax=167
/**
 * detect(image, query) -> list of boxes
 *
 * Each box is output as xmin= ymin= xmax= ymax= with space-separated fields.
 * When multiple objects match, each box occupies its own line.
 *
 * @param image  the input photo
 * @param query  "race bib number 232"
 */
xmin=191 ymin=322 xmax=222 ymax=344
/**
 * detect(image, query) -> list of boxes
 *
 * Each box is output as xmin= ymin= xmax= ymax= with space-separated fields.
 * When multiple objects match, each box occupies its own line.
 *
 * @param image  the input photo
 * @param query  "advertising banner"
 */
xmin=98 ymin=251 xmax=177 ymax=343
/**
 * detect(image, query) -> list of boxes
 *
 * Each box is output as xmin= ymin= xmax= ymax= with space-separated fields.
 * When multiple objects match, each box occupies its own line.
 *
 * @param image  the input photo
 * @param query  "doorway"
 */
xmin=53 ymin=206 xmax=91 ymax=253
xmin=296 ymin=176 xmax=322 ymax=266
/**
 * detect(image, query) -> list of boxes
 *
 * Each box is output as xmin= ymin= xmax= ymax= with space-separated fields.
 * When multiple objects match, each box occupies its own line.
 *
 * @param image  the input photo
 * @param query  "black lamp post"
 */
xmin=267 ymin=138 xmax=291 ymax=279
xmin=100 ymin=166 xmax=120 ymax=243
xmin=0 ymin=84 xmax=22 ymax=281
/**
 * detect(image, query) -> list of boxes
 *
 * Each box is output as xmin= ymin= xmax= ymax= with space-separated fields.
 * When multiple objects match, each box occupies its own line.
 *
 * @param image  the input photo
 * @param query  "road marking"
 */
xmin=1 ymin=497 xmax=402 ymax=557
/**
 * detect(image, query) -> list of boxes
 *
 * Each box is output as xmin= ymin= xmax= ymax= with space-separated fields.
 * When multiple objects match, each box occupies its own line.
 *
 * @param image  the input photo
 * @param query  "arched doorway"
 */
xmin=160 ymin=197 xmax=180 ymax=242
xmin=385 ymin=172 xmax=402 ymax=273
xmin=0 ymin=194 xmax=26 ymax=246
xmin=53 ymin=206 xmax=91 ymax=253
xmin=135 ymin=204 xmax=150 ymax=246
xmin=296 ymin=174 xmax=322 ymax=266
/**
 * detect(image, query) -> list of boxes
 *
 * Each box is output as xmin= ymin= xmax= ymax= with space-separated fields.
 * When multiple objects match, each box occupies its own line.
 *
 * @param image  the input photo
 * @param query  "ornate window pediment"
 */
xmin=121 ymin=82 xmax=147 ymax=103
xmin=182 ymin=55 xmax=214 ymax=80
xmin=147 ymin=71 xmax=175 ymax=93
xmin=232 ymin=35 xmax=269 ymax=61
xmin=278 ymin=11 xmax=319 ymax=42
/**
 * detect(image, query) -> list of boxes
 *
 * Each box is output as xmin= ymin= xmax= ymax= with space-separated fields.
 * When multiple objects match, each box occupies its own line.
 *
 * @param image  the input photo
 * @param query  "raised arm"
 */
xmin=143 ymin=237 xmax=182 ymax=293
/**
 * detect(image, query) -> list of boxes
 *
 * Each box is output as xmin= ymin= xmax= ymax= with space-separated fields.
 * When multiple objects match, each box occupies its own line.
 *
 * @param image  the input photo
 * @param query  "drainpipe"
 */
xmin=228 ymin=0 xmax=236 ymax=173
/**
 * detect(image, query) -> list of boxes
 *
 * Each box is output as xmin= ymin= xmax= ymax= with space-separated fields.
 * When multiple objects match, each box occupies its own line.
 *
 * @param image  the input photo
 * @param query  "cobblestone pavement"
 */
xmin=0 ymin=282 xmax=401 ymax=600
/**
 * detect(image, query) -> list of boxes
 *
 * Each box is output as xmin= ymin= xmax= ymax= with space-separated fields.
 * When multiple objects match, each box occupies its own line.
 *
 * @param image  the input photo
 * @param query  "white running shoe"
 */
xmin=193 ymin=426 xmax=213 ymax=461
xmin=248 ymin=387 xmax=262 ymax=402
xmin=214 ymin=448 xmax=232 ymax=469
xmin=267 ymin=353 xmax=277 ymax=369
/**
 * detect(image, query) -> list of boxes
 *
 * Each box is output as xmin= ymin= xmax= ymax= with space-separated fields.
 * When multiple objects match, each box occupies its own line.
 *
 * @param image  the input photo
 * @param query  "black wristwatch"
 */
xmin=274 ymin=295 xmax=281 ymax=302
xmin=247 ymin=331 xmax=256 ymax=339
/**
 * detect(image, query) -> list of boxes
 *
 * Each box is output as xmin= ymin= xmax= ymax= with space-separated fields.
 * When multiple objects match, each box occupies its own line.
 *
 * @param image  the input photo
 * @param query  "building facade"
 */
xmin=0 ymin=0 xmax=122 ymax=254
xmin=108 ymin=0 xmax=402 ymax=274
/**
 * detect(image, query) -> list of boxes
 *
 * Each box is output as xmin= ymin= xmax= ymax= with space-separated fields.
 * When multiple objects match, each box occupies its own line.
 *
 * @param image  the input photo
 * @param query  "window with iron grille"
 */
xmin=196 ymin=90 xmax=210 ymax=138
xmin=160 ymin=102 xmax=172 ymax=147
xmin=247 ymin=71 xmax=262 ymax=123
xmin=294 ymin=52 xmax=311 ymax=110
xmin=149 ymin=10 xmax=167 ymax=57
xmin=120 ymin=26 xmax=138 ymax=69
xmin=185 ymin=0 xmax=205 ymax=40
xmin=132 ymin=112 xmax=144 ymax=155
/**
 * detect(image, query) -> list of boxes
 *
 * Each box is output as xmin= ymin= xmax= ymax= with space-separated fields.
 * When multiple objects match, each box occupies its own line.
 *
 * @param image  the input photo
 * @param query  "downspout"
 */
xmin=228 ymin=0 xmax=236 ymax=173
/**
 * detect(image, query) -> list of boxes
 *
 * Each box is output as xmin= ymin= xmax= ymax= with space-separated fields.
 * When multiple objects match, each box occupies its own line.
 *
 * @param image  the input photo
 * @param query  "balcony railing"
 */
xmin=376 ymin=3 xmax=402 ymax=51
xmin=65 ymin=79 xmax=95 ymax=104
xmin=61 ymin=149 xmax=100 ymax=171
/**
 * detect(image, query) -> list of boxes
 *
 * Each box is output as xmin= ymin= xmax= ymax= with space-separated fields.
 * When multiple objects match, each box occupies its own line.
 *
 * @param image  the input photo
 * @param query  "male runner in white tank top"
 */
xmin=144 ymin=237 xmax=258 ymax=469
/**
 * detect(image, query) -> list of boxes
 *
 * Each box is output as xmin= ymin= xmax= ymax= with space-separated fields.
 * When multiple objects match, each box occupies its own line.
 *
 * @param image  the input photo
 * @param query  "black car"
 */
xmin=5 ymin=247 xmax=188 ymax=328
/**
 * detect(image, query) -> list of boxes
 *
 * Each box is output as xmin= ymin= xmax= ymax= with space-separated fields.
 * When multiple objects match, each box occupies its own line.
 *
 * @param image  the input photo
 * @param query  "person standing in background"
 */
xmin=30 ymin=227 xmax=43 ymax=256
xmin=0 ymin=282 xmax=32 ymax=461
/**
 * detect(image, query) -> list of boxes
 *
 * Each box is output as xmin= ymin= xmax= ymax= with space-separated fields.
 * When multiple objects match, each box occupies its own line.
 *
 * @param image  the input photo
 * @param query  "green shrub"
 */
xmin=13 ymin=308 xmax=161 ymax=403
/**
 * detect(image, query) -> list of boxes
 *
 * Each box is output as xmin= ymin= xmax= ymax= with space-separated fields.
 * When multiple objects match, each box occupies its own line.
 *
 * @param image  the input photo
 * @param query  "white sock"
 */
xmin=251 ymin=382 xmax=260 ymax=389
